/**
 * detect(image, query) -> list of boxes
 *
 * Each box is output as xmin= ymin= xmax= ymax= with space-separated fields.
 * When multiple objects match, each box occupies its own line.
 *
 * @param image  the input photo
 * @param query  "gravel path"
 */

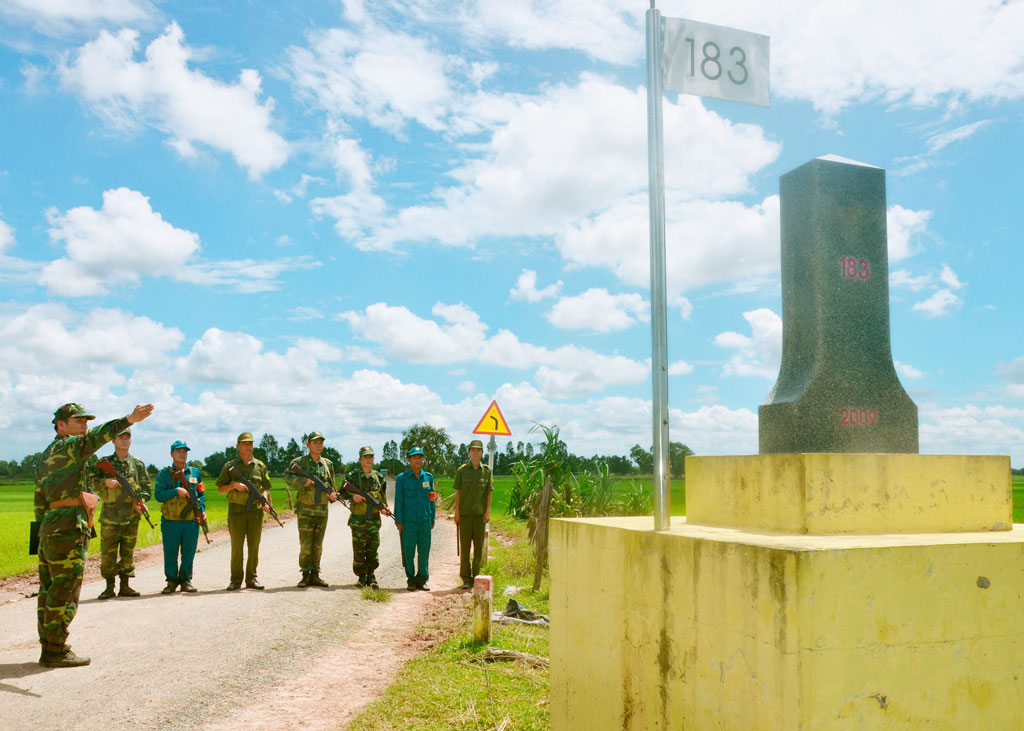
xmin=0 ymin=492 xmax=462 ymax=730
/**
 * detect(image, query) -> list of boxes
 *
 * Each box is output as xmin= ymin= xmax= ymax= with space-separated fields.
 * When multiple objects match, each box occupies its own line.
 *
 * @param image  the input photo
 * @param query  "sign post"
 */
xmin=645 ymin=3 xmax=769 ymax=531
xmin=472 ymin=400 xmax=511 ymax=563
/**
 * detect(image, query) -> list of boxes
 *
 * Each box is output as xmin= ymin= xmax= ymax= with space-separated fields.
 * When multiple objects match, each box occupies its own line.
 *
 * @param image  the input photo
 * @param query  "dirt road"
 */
xmin=0 ymin=497 xmax=463 ymax=730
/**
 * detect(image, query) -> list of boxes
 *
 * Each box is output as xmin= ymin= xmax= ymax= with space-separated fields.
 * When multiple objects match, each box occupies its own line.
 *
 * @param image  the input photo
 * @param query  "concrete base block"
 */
xmin=550 ymin=517 xmax=1024 ymax=730
xmin=685 ymin=453 xmax=1011 ymax=534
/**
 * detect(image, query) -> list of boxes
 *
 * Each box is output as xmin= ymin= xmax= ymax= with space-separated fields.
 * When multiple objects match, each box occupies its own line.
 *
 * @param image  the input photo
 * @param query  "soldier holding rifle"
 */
xmin=343 ymin=445 xmax=390 ymax=590
xmin=34 ymin=401 xmax=154 ymax=668
xmin=89 ymin=428 xmax=152 ymax=600
xmin=284 ymin=431 xmax=337 ymax=588
xmin=216 ymin=432 xmax=273 ymax=591
xmin=155 ymin=440 xmax=206 ymax=594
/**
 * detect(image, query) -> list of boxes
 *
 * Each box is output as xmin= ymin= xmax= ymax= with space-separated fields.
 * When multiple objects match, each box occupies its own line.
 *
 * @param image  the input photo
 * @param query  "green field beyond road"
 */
xmin=0 ymin=477 xmax=295 ymax=579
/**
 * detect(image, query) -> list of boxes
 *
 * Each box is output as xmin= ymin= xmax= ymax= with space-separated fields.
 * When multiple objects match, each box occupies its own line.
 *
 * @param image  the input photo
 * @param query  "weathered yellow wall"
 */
xmin=686 ymin=454 xmax=1011 ymax=534
xmin=550 ymin=517 xmax=1024 ymax=730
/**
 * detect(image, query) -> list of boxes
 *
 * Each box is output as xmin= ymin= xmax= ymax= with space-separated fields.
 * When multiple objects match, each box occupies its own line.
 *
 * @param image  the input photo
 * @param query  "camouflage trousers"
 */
xmin=37 ymin=528 xmax=89 ymax=652
xmin=99 ymin=517 xmax=140 ymax=579
xmin=297 ymin=504 xmax=328 ymax=573
xmin=348 ymin=515 xmax=381 ymax=580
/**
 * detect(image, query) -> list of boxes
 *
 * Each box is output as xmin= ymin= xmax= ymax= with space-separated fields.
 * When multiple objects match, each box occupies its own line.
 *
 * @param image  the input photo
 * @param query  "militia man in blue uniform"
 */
xmin=394 ymin=447 xmax=435 ymax=591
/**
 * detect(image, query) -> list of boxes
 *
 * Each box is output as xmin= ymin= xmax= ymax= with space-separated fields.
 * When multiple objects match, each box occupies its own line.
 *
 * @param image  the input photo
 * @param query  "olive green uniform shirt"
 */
xmin=216 ymin=457 xmax=272 ymax=513
xmin=453 ymin=462 xmax=493 ymax=516
xmin=344 ymin=468 xmax=388 ymax=518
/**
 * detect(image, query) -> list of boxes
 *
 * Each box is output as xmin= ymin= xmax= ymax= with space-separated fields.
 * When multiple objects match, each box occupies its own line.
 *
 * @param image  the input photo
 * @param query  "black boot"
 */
xmin=40 ymin=648 xmax=91 ymax=668
xmin=297 ymin=572 xmax=312 ymax=588
xmin=161 ymin=580 xmax=177 ymax=594
xmin=118 ymin=575 xmax=140 ymax=597
xmin=309 ymin=572 xmax=328 ymax=587
xmin=97 ymin=577 xmax=116 ymax=600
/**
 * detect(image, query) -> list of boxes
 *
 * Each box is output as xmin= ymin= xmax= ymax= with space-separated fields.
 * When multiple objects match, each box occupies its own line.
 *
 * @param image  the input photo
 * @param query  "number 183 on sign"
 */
xmin=661 ymin=18 xmax=770 ymax=107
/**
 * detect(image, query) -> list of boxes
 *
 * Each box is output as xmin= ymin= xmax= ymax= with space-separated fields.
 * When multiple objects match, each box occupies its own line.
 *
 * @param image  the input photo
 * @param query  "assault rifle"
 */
xmin=171 ymin=467 xmax=211 ymax=544
xmin=96 ymin=458 xmax=156 ymax=529
xmin=341 ymin=478 xmax=395 ymax=522
xmin=227 ymin=464 xmax=284 ymax=527
xmin=284 ymin=464 xmax=339 ymax=506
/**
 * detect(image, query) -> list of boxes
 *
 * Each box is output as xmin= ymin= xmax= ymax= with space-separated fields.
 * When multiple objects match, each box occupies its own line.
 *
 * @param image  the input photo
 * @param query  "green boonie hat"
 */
xmin=468 ymin=439 xmax=484 ymax=450
xmin=52 ymin=403 xmax=95 ymax=423
xmin=237 ymin=432 xmax=255 ymax=443
xmin=359 ymin=445 xmax=374 ymax=457
xmin=306 ymin=431 xmax=325 ymax=443
xmin=170 ymin=440 xmax=190 ymax=452
xmin=407 ymin=446 xmax=424 ymax=458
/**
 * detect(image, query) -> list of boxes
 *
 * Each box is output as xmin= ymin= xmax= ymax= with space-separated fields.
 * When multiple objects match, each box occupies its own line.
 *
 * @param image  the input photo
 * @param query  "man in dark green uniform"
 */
xmin=285 ymin=431 xmax=337 ymax=588
xmin=216 ymin=432 xmax=273 ymax=590
xmin=453 ymin=439 xmax=493 ymax=589
xmin=344 ymin=446 xmax=388 ymax=589
xmin=89 ymin=428 xmax=151 ymax=599
xmin=35 ymin=401 xmax=154 ymax=668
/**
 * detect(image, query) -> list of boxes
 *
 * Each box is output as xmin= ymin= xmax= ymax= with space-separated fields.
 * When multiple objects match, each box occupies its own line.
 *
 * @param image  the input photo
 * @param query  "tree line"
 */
xmin=1 ymin=422 xmax=694 ymax=480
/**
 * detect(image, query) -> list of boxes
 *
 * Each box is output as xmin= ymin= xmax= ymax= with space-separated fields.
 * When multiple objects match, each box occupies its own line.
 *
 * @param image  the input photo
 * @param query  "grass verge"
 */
xmin=347 ymin=514 xmax=550 ymax=731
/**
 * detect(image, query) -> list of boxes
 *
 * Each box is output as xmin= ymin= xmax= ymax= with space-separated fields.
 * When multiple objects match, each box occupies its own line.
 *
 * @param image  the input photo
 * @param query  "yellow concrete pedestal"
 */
xmin=550 ymin=455 xmax=1021 ymax=730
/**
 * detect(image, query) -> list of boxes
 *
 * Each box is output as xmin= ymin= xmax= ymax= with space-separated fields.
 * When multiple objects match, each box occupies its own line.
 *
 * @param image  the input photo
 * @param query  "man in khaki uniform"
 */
xmin=216 ymin=432 xmax=272 ymax=590
xmin=453 ymin=439 xmax=493 ymax=590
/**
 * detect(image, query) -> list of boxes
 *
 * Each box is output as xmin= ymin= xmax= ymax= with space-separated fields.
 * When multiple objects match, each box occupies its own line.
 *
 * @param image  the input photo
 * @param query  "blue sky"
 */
xmin=0 ymin=0 xmax=1021 ymax=468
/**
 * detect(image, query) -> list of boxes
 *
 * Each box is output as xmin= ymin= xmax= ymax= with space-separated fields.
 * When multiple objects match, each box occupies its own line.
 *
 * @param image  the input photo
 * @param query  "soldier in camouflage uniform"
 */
xmin=89 ymin=428 xmax=152 ymax=599
xmin=344 ymin=446 xmax=389 ymax=589
xmin=284 ymin=431 xmax=337 ymax=588
xmin=35 ymin=401 xmax=154 ymax=668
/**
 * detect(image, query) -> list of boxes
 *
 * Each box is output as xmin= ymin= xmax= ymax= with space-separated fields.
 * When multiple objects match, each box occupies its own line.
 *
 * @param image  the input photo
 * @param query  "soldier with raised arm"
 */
xmin=35 ymin=402 xmax=154 ymax=668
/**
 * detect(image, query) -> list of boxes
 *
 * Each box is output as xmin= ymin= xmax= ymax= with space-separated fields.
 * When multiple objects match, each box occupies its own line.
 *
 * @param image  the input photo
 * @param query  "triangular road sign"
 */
xmin=472 ymin=400 xmax=512 ymax=436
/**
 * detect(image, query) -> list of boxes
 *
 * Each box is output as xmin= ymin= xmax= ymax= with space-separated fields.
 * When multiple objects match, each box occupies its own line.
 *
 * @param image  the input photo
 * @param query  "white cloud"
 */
xmin=919 ymin=403 xmax=1024 ymax=464
xmin=546 ymin=288 xmax=648 ymax=332
xmin=939 ymin=263 xmax=965 ymax=290
xmin=996 ymin=356 xmax=1024 ymax=398
xmin=1 ymin=0 xmax=156 ymax=35
xmin=41 ymin=187 xmax=199 ymax=296
xmin=339 ymin=301 xmax=648 ymax=398
xmin=895 ymin=360 xmax=925 ymax=379
xmin=887 ymin=205 xmax=931 ymax=261
xmin=509 ymin=269 xmax=562 ymax=303
xmin=0 ymin=218 xmax=14 ymax=254
xmin=0 ymin=304 xmax=182 ymax=386
xmin=889 ymin=269 xmax=932 ymax=291
xmin=913 ymin=288 xmax=963 ymax=318
xmin=39 ymin=188 xmax=314 ymax=295
xmin=894 ymin=121 xmax=993 ymax=177
xmin=59 ymin=24 xmax=289 ymax=178
xmin=176 ymin=329 xmax=342 ymax=386
xmin=668 ymin=361 xmax=694 ymax=376
xmin=714 ymin=308 xmax=782 ymax=379
xmin=335 ymin=75 xmax=778 ymax=253
xmin=285 ymin=9 xmax=455 ymax=135
xmin=458 ymin=380 xmax=476 ymax=393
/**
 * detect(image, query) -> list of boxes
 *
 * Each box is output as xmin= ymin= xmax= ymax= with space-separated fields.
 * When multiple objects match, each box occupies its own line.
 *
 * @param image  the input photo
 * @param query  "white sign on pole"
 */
xmin=661 ymin=17 xmax=770 ymax=107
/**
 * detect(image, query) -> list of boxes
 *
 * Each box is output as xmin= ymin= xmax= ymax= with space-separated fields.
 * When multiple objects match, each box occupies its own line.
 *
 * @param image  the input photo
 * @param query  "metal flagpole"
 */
xmin=646 ymin=1 xmax=671 ymax=531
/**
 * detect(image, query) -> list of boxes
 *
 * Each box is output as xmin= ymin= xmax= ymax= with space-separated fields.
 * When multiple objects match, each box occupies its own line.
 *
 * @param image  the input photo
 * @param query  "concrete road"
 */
xmin=0 ymin=494 xmax=458 ymax=730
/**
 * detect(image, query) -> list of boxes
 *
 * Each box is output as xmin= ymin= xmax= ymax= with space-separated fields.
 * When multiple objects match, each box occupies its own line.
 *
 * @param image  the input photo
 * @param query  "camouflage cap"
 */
xmin=170 ymin=439 xmax=190 ymax=452
xmin=358 ymin=445 xmax=375 ymax=457
xmin=237 ymin=432 xmax=255 ymax=443
xmin=468 ymin=439 xmax=484 ymax=450
xmin=407 ymin=446 xmax=425 ymax=458
xmin=305 ymin=431 xmax=325 ymax=443
xmin=52 ymin=403 xmax=95 ymax=423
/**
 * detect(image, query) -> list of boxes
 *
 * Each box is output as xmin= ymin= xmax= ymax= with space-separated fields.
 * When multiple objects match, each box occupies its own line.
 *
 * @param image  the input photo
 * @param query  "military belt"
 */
xmin=49 ymin=497 xmax=82 ymax=509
